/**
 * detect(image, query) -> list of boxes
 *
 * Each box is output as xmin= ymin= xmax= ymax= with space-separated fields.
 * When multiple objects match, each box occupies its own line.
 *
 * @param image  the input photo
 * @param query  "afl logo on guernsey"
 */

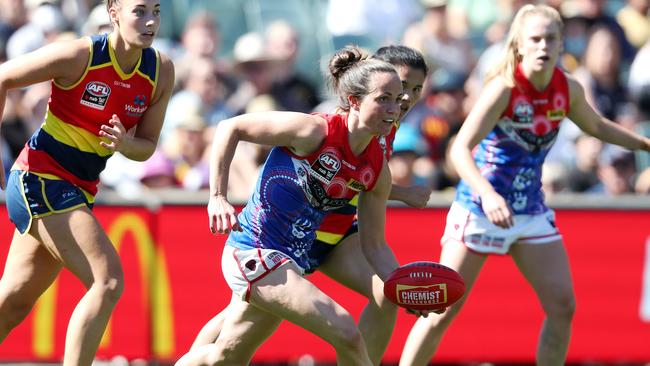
xmin=311 ymin=152 xmax=341 ymax=183
xmin=319 ymin=153 xmax=340 ymax=171
xmin=80 ymin=81 xmax=111 ymax=110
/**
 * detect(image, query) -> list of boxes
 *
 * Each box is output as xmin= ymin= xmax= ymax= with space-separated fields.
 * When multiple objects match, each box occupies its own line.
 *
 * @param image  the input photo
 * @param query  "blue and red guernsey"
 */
xmin=227 ymin=113 xmax=385 ymax=270
xmin=314 ymin=123 xmax=397 ymax=245
xmin=456 ymin=64 xmax=570 ymax=215
xmin=14 ymin=33 xmax=159 ymax=196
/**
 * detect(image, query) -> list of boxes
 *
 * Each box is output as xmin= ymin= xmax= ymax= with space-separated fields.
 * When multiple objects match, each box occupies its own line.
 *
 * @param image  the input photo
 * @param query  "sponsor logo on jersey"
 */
xmin=114 ymin=80 xmax=131 ymax=88
xmin=80 ymin=81 xmax=111 ymax=110
xmin=125 ymin=94 xmax=148 ymax=117
xmin=547 ymin=109 xmax=566 ymax=121
xmin=347 ymin=179 xmax=366 ymax=191
xmin=310 ymin=152 xmax=341 ymax=183
xmin=397 ymin=284 xmax=447 ymax=305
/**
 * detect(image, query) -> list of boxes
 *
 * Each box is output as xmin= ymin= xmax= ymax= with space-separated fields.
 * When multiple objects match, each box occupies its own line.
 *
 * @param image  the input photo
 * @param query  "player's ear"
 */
xmin=348 ymin=95 xmax=361 ymax=111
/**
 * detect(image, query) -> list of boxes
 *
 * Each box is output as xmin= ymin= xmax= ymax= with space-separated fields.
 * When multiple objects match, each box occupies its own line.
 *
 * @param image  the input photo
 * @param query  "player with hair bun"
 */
xmin=185 ymin=45 xmax=432 ymax=365
xmin=175 ymin=46 xmax=431 ymax=366
xmin=400 ymin=4 xmax=650 ymax=366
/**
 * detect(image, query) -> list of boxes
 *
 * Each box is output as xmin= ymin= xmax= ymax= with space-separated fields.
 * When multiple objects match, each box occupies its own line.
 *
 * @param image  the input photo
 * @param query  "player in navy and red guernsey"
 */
xmin=177 ymin=47 xmax=429 ymax=366
xmin=401 ymin=5 xmax=650 ymax=366
xmin=0 ymin=1 xmax=174 ymax=364
xmin=186 ymin=46 xmax=431 ymax=365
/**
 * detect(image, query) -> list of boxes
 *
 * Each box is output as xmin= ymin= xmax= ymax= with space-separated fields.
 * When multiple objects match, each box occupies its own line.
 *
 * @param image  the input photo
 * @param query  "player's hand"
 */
xmin=99 ymin=114 xmax=127 ymax=153
xmin=406 ymin=307 xmax=446 ymax=317
xmin=400 ymin=185 xmax=432 ymax=208
xmin=208 ymin=195 xmax=242 ymax=234
xmin=480 ymin=190 xmax=513 ymax=228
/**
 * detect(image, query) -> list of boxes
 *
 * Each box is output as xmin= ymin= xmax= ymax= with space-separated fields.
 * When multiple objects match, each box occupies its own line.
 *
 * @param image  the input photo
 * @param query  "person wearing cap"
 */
xmin=401 ymin=5 xmax=650 ymax=366
xmin=0 ymin=0 xmax=174 ymax=364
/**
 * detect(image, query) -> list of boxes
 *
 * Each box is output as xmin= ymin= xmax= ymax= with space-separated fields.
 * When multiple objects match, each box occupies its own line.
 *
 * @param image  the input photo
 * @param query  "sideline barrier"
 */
xmin=0 ymin=192 xmax=648 ymax=364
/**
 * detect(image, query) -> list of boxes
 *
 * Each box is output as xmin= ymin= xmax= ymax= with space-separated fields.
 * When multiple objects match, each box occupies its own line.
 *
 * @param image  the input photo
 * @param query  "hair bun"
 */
xmin=328 ymin=47 xmax=367 ymax=81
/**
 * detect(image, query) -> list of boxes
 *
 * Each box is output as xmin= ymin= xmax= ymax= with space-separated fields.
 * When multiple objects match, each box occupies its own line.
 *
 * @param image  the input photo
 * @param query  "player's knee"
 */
xmin=91 ymin=275 xmax=125 ymax=306
xmin=546 ymin=292 xmax=576 ymax=321
xmin=331 ymin=314 xmax=365 ymax=351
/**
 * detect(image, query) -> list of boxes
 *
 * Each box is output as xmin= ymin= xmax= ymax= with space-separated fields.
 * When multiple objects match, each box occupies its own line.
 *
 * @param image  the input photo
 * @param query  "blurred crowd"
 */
xmin=1 ymin=0 xmax=650 ymax=201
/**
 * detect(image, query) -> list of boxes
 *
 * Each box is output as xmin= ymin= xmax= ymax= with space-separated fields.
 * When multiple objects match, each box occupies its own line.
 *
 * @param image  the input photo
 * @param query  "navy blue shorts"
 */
xmin=305 ymin=221 xmax=359 ymax=274
xmin=6 ymin=170 xmax=93 ymax=234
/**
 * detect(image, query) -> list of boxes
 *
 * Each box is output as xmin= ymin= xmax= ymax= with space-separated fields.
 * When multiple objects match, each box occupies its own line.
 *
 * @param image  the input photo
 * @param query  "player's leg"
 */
xmin=510 ymin=239 xmax=575 ymax=366
xmin=34 ymin=207 xmax=124 ymax=366
xmin=319 ymin=232 xmax=396 ymax=365
xmin=176 ymin=293 xmax=282 ymax=365
xmin=249 ymin=261 xmax=373 ymax=365
xmin=399 ymin=239 xmax=487 ymax=366
xmin=0 ymin=230 xmax=62 ymax=341
xmin=189 ymin=309 xmax=227 ymax=350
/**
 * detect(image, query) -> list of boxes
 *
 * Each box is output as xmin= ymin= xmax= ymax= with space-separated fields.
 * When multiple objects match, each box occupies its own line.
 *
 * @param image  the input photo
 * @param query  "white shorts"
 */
xmin=221 ymin=245 xmax=304 ymax=302
xmin=441 ymin=202 xmax=562 ymax=255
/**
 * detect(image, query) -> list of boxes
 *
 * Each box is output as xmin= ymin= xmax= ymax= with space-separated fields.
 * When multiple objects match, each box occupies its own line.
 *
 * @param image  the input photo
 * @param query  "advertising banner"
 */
xmin=0 ymin=205 xmax=648 ymax=364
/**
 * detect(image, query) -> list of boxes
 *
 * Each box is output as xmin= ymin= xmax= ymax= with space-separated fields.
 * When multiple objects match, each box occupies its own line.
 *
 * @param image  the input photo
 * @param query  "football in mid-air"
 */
xmin=383 ymin=261 xmax=465 ymax=311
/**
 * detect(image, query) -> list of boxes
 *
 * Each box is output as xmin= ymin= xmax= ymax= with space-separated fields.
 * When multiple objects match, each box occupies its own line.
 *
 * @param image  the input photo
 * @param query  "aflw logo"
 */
xmin=80 ymin=81 xmax=111 ymax=110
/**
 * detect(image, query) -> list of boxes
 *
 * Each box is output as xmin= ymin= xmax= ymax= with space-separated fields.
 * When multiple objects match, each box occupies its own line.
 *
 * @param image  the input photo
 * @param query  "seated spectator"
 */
xmin=403 ymin=0 xmax=475 ymax=76
xmin=162 ymin=56 xmax=233 ymax=143
xmin=588 ymin=144 xmax=637 ymax=195
xmin=80 ymin=3 xmax=111 ymax=36
xmin=635 ymin=167 xmax=650 ymax=194
xmin=163 ymin=113 xmax=210 ymax=191
xmin=6 ymin=2 xmax=67 ymax=59
xmin=0 ymin=0 xmax=28 ymax=61
xmin=265 ymin=20 xmax=320 ymax=113
xmin=567 ymin=133 xmax=603 ymax=192
xmin=573 ymin=26 xmax=629 ymax=122
xmin=616 ymin=0 xmax=650 ymax=50
xmin=226 ymin=32 xmax=279 ymax=115
xmin=140 ymin=150 xmax=178 ymax=189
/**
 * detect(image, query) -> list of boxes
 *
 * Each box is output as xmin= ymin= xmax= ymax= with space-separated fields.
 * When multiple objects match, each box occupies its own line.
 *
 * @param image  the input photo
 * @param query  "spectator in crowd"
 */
xmin=174 ymin=11 xmax=226 ymax=84
xmin=589 ymin=145 xmax=637 ymax=195
xmin=560 ymin=0 xmax=635 ymax=63
xmin=80 ymin=3 xmax=112 ymax=36
xmin=616 ymin=0 xmax=650 ymax=50
xmin=265 ymin=20 xmax=320 ymax=113
xmin=402 ymin=0 xmax=475 ymax=76
xmin=635 ymin=167 xmax=650 ymax=194
xmin=139 ymin=149 xmax=177 ymax=189
xmin=573 ymin=26 xmax=629 ymax=122
xmin=162 ymin=56 xmax=232 ymax=142
xmin=163 ymin=113 xmax=210 ymax=191
xmin=567 ymin=133 xmax=603 ymax=192
xmin=5 ymin=2 xmax=68 ymax=60
xmin=0 ymin=0 xmax=28 ymax=61
xmin=326 ymin=0 xmax=420 ymax=47
xmin=226 ymin=31 xmax=279 ymax=115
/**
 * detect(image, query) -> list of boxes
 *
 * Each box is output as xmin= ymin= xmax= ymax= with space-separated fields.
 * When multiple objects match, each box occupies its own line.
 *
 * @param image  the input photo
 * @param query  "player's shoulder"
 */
xmin=42 ymin=37 xmax=92 ymax=63
xmin=482 ymin=75 xmax=512 ymax=105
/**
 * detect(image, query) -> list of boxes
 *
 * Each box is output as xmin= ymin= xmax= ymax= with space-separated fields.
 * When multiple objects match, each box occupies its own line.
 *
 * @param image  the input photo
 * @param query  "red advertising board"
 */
xmin=0 ymin=205 xmax=649 ymax=364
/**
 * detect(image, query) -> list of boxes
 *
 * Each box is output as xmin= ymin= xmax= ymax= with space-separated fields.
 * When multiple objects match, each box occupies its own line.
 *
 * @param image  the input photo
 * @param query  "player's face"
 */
xmin=114 ymin=0 xmax=161 ymax=48
xmin=357 ymin=72 xmax=402 ymax=136
xmin=518 ymin=14 xmax=562 ymax=73
xmin=395 ymin=65 xmax=425 ymax=121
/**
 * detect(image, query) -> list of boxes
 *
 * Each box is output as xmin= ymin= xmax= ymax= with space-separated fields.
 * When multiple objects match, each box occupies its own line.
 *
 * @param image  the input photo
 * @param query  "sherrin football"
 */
xmin=383 ymin=261 xmax=465 ymax=311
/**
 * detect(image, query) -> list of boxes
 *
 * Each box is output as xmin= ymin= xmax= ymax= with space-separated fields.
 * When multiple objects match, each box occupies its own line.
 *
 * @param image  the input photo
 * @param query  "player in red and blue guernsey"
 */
xmin=177 ymin=46 xmax=431 ymax=366
xmin=0 ymin=1 xmax=174 ymax=364
xmin=401 ymin=5 xmax=650 ymax=366
xmin=187 ymin=46 xmax=432 ymax=364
